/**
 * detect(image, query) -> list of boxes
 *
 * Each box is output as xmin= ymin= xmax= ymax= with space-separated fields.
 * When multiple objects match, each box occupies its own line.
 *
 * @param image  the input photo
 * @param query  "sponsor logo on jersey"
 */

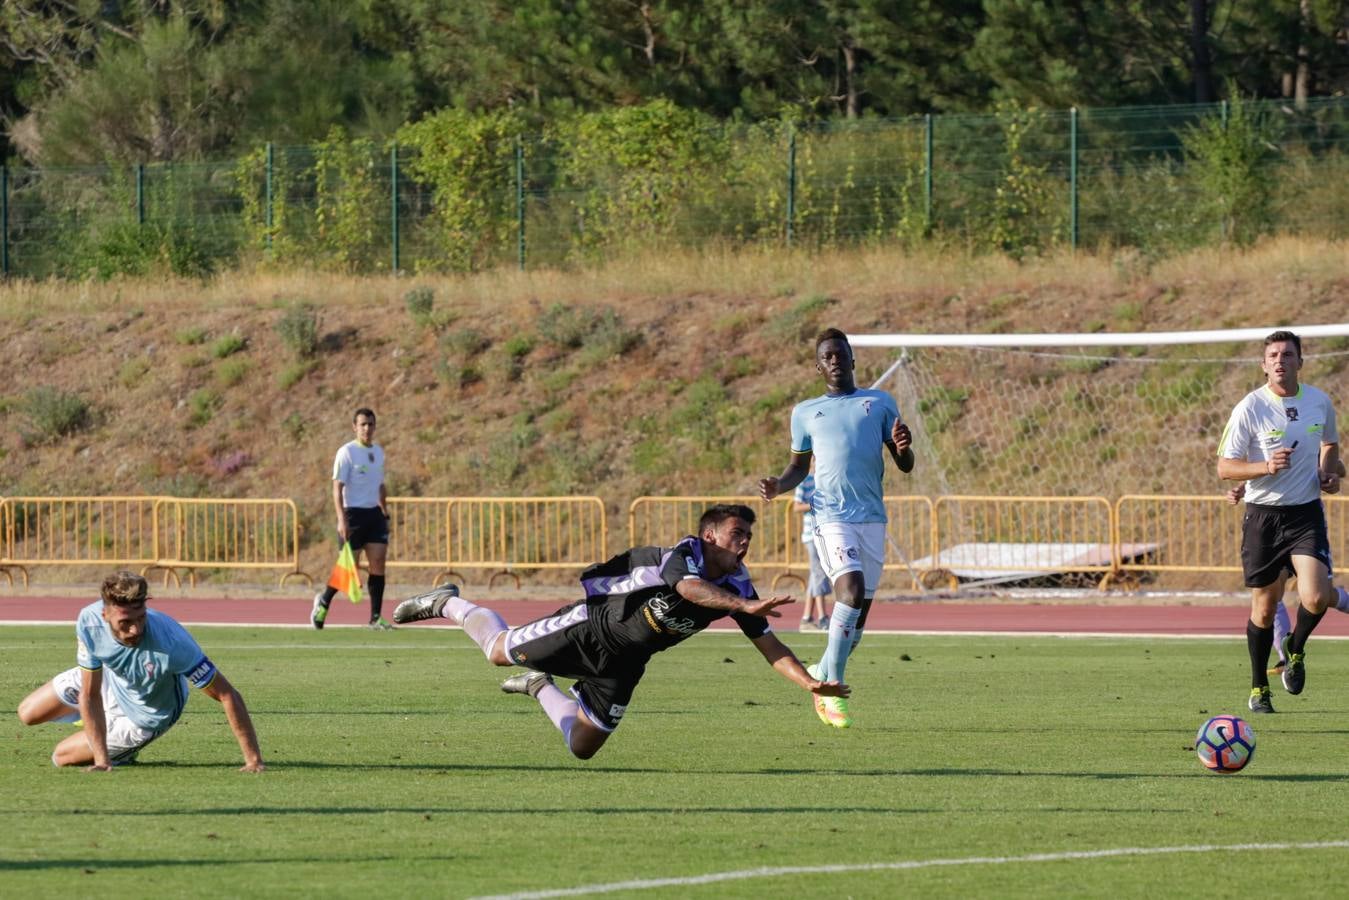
xmin=188 ymin=659 xmax=215 ymax=685
xmin=863 ymin=399 xmax=873 ymax=416
xmin=814 ymin=410 xmax=825 ymax=418
xmin=144 ymin=659 xmax=157 ymax=679
xmin=846 ymin=547 xmax=859 ymax=560
xmin=513 ymin=650 xmax=528 ymax=663
xmin=646 ymin=597 xmax=700 ymax=635
xmin=608 ymin=703 xmax=627 ymax=720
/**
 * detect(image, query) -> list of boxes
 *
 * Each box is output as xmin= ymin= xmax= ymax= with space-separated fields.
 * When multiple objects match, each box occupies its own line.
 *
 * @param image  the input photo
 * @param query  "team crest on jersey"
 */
xmin=368 ymin=451 xmax=376 ymax=462
xmin=143 ymin=659 xmax=157 ymax=679
xmin=1285 ymin=406 xmax=1299 ymax=421
xmin=863 ymin=399 xmax=873 ymax=416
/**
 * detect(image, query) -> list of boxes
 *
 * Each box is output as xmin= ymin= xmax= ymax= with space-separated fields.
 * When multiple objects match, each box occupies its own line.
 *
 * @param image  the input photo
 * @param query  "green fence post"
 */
xmin=516 ymin=138 xmax=526 ymax=271
xmin=786 ymin=127 xmax=797 ymax=246
xmin=265 ymin=142 xmax=274 ymax=253
xmin=390 ymin=143 xmax=400 ymax=274
xmin=136 ymin=163 xmax=145 ymax=226
xmin=1069 ymin=107 xmax=1079 ymax=251
xmin=1 ymin=165 xmax=8 ymax=277
xmin=924 ymin=114 xmax=934 ymax=235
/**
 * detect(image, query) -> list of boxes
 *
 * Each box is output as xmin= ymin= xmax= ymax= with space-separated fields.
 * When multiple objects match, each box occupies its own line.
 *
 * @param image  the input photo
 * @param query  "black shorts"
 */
xmin=503 ymin=602 xmax=646 ymax=732
xmin=343 ymin=506 xmax=389 ymax=550
xmin=1241 ymin=500 xmax=1333 ymax=588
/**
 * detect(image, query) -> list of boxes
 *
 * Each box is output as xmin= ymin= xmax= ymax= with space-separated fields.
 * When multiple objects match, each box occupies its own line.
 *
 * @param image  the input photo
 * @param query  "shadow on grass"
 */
xmin=0 ymin=854 xmax=457 ymax=872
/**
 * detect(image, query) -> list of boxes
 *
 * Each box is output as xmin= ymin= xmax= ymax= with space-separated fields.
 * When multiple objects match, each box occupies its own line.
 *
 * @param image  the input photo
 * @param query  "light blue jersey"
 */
xmin=790 ymin=388 xmax=900 ymax=525
xmin=75 ymin=602 xmax=218 ymax=731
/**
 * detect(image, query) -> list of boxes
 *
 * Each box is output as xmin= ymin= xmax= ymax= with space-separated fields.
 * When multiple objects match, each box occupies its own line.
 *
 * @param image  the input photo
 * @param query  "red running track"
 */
xmin=6 ymin=594 xmax=1349 ymax=637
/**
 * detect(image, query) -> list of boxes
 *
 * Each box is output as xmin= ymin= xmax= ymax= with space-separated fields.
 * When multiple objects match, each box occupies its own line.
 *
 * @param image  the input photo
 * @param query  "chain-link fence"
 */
xmin=3 ymin=97 xmax=1346 ymax=278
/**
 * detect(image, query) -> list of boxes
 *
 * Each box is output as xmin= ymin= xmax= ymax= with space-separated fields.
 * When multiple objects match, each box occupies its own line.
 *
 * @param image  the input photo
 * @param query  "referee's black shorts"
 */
xmin=342 ymin=506 xmax=389 ymax=550
xmin=1241 ymin=499 xmax=1333 ymax=588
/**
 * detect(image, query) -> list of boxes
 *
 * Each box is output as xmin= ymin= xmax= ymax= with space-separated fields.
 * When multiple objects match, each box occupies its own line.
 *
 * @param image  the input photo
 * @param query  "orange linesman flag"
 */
xmin=327 ymin=542 xmax=363 ymax=604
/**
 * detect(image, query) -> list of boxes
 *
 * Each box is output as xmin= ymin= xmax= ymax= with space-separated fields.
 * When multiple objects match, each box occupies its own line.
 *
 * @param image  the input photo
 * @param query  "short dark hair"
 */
xmin=698 ymin=504 xmax=756 ymax=534
xmin=816 ymin=327 xmax=849 ymax=351
xmin=1265 ymin=330 xmax=1302 ymax=359
xmin=101 ymin=571 xmax=148 ymax=606
xmin=353 ymin=407 xmax=377 ymax=424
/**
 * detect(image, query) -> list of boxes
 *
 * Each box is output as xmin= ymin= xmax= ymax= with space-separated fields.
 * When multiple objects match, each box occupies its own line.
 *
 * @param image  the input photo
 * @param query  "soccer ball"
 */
xmin=1195 ymin=715 xmax=1256 ymax=773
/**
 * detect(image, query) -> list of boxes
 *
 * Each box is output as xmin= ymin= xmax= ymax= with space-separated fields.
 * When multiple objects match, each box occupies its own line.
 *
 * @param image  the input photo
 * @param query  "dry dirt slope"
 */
xmin=1 ymin=243 xmax=1346 ymax=579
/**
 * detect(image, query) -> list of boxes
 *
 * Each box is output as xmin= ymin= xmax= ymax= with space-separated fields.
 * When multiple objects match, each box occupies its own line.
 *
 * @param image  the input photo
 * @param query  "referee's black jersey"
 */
xmin=578 ymin=536 xmax=771 ymax=657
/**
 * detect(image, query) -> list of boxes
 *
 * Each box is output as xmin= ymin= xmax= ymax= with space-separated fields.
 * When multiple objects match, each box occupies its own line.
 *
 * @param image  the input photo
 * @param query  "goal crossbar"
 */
xmin=850 ymin=323 xmax=1349 ymax=349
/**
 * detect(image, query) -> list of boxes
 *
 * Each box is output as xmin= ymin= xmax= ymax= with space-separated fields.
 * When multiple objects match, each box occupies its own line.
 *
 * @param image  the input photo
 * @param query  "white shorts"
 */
xmin=812 ymin=521 xmax=887 ymax=598
xmin=52 ymin=667 xmax=165 ymax=764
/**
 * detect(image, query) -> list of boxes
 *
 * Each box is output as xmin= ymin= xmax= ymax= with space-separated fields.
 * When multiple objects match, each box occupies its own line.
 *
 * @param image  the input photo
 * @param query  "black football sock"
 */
xmin=368 ymin=575 xmax=386 ymax=622
xmin=1289 ymin=604 xmax=1327 ymax=655
xmin=1246 ymin=619 xmax=1273 ymax=688
xmin=320 ymin=586 xmax=338 ymax=608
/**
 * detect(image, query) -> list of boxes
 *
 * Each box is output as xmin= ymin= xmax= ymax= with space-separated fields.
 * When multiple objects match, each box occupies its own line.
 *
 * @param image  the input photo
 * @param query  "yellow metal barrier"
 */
xmin=881 ymin=496 xmax=936 ymax=590
xmin=627 ymin=496 xmax=799 ymax=588
xmin=929 ymin=495 xmax=1115 ymax=589
xmin=384 ymin=497 xmax=455 ymax=584
xmin=1114 ymin=495 xmax=1243 ymax=578
xmin=155 ymin=498 xmax=311 ymax=587
xmin=447 ymin=497 xmax=608 ymax=587
xmin=0 ymin=496 xmax=166 ymax=587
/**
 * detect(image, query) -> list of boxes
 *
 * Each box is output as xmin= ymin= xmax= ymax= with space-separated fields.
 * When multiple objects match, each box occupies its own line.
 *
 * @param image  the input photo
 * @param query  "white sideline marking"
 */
xmin=472 ymin=841 xmax=1349 ymax=900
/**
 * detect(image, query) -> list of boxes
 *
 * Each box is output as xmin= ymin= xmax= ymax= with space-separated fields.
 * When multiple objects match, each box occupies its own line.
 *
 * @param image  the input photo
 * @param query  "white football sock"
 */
xmin=534 ymin=682 xmax=578 ymax=751
xmin=1272 ymin=602 xmax=1291 ymax=659
xmin=460 ymin=606 xmax=508 ymax=661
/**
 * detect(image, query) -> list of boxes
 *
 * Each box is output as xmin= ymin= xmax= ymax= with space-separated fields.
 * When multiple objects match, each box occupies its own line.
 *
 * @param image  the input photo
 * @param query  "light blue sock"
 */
xmin=1273 ymin=602 xmax=1291 ymax=661
xmin=820 ymin=604 xmax=862 ymax=683
xmin=1336 ymin=586 xmax=1349 ymax=613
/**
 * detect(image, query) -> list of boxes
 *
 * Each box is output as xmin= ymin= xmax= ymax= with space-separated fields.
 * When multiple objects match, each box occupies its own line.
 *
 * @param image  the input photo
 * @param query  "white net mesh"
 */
xmin=875 ymin=341 xmax=1349 ymax=499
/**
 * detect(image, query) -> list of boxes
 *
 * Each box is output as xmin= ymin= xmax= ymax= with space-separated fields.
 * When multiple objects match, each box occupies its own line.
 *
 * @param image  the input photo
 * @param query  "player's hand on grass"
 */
xmin=743 ymin=595 xmax=794 ymax=618
xmin=85 ymin=763 xmax=114 ymax=773
xmin=757 ymin=476 xmax=780 ymax=502
xmin=810 ymin=679 xmax=850 ymax=698
xmin=240 ymin=761 xmax=266 ymax=773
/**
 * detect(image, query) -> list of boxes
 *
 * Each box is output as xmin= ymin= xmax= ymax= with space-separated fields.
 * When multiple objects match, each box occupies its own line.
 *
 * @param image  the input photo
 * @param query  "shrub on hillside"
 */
xmin=22 ymin=387 xmax=91 ymax=443
xmin=276 ymin=303 xmax=321 ymax=359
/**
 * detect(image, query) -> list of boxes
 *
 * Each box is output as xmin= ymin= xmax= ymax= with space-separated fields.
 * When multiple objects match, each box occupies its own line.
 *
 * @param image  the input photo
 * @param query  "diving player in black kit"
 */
xmin=393 ymin=504 xmax=849 ymax=759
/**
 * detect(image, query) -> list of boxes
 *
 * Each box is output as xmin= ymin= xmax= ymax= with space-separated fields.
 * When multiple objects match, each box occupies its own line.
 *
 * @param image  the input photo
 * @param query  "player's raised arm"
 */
xmin=886 ymin=418 xmax=915 ymax=473
xmin=200 ymin=671 xmax=265 ymax=772
xmin=749 ymin=632 xmax=850 ymax=697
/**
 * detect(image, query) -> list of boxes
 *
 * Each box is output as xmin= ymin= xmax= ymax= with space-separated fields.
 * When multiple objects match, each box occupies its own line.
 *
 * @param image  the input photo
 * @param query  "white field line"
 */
xmin=471 ymin=840 xmax=1349 ymax=900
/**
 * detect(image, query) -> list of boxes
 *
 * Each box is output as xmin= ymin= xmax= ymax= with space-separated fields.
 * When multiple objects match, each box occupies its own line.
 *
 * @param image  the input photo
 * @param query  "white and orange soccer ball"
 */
xmin=1195 ymin=715 xmax=1256 ymax=774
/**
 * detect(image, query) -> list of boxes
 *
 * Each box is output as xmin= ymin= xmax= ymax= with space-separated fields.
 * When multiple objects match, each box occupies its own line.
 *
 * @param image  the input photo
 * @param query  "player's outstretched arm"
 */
xmin=749 ymin=633 xmax=850 ymax=697
xmin=759 ymin=451 xmax=812 ymax=502
xmin=201 ymin=672 xmax=265 ymax=772
xmin=674 ymin=579 xmax=792 ymax=617
xmin=79 ymin=667 xmax=114 ymax=772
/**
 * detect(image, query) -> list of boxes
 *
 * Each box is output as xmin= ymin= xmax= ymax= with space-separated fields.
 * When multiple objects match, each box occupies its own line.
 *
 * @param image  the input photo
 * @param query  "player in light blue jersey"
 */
xmin=17 ymin=571 xmax=265 ymax=771
xmin=759 ymin=327 xmax=913 ymax=728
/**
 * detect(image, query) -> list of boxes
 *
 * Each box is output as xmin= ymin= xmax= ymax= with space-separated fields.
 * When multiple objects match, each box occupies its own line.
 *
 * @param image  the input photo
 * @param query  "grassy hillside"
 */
xmin=2 ymin=238 xmax=1347 ymax=581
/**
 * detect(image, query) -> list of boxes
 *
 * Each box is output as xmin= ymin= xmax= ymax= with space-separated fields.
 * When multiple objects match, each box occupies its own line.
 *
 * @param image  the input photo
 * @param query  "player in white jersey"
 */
xmin=16 ymin=571 xmax=264 ymax=771
xmin=1224 ymin=460 xmax=1349 ymax=674
xmin=312 ymin=407 xmax=393 ymax=629
xmin=1217 ymin=330 xmax=1340 ymax=714
xmin=759 ymin=327 xmax=914 ymax=728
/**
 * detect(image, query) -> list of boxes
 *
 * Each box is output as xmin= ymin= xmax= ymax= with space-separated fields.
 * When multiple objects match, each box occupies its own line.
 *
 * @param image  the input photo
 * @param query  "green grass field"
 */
xmin=4 ymin=626 xmax=1349 ymax=898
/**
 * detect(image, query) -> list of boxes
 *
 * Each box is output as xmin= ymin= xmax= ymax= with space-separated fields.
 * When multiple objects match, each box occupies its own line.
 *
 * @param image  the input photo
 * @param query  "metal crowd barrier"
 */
xmin=446 ymin=496 xmax=608 ymax=587
xmin=0 ymin=495 xmax=165 ymax=587
xmin=384 ymin=497 xmax=456 ymax=585
xmin=154 ymin=498 xmax=311 ymax=587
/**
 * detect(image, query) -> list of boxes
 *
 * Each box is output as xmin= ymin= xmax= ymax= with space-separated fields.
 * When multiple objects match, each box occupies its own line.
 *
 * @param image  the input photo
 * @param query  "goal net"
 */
xmin=856 ymin=325 xmax=1349 ymax=499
